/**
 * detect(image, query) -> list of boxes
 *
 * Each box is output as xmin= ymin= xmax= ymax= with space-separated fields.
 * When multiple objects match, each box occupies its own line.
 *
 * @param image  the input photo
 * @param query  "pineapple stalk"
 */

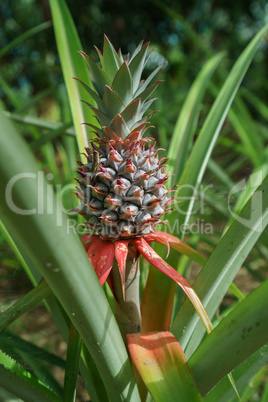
xmin=110 ymin=254 xmax=141 ymax=345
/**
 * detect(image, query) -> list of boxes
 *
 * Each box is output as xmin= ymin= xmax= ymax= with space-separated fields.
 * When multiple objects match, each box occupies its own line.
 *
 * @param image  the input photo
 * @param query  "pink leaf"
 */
xmin=80 ymin=234 xmax=99 ymax=252
xmin=114 ymin=240 xmax=129 ymax=299
xmin=132 ymin=238 xmax=213 ymax=333
xmin=87 ymin=240 xmax=115 ymax=286
xmin=127 ymin=331 xmax=202 ymax=401
xmin=144 ymin=232 xmax=170 ymax=257
xmin=145 ymin=231 xmax=206 ymax=266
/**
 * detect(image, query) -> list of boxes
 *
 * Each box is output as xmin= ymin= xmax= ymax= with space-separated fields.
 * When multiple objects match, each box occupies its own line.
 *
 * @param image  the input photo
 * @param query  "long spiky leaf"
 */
xmin=131 ymin=238 xmax=213 ymax=334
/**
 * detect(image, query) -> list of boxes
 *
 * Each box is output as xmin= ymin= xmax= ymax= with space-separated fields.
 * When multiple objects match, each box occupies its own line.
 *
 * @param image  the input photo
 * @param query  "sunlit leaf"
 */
xmin=128 ymin=332 xmax=202 ymax=402
xmin=0 ymin=349 xmax=60 ymax=402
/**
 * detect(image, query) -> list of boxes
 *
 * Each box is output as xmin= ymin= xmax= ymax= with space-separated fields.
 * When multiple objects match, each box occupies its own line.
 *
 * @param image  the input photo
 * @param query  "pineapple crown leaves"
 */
xmin=75 ymin=35 xmax=165 ymax=140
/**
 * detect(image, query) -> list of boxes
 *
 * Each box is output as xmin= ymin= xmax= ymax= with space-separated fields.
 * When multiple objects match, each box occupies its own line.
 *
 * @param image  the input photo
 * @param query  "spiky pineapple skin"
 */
xmin=76 ymin=133 xmax=171 ymax=239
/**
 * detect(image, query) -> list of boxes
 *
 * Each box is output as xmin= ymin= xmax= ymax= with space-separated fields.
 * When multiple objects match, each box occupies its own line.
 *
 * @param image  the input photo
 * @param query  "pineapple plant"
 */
xmin=74 ymin=35 xmax=212 ymax=340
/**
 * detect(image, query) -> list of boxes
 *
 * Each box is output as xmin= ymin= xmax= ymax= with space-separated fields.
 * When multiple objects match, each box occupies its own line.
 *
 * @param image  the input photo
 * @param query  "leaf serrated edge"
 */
xmin=0 ymin=349 xmax=60 ymax=401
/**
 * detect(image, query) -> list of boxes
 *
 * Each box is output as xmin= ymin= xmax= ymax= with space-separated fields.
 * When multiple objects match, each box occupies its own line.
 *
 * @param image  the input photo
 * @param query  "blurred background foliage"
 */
xmin=1 ymin=0 xmax=268 ymax=126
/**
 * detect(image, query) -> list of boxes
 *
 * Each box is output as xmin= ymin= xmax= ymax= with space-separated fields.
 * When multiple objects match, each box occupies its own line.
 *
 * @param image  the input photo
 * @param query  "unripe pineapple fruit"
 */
xmin=75 ymin=37 xmax=210 ymax=336
xmin=74 ymin=35 xmax=172 ymax=239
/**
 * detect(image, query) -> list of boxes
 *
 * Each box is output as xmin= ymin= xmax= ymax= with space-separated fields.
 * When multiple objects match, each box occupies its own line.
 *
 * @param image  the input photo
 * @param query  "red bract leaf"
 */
xmin=114 ymin=240 xmax=129 ymax=299
xmin=145 ymin=231 xmax=206 ymax=266
xmin=87 ymin=240 xmax=115 ymax=286
xmin=80 ymin=234 xmax=99 ymax=252
xmin=127 ymin=332 xmax=202 ymax=402
xmin=144 ymin=232 xmax=170 ymax=257
xmin=131 ymin=237 xmax=213 ymax=333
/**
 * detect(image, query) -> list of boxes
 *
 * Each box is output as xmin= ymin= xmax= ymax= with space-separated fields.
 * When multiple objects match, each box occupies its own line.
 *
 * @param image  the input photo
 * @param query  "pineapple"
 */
xmin=74 ymin=35 xmax=172 ymax=239
xmin=74 ymin=36 xmax=211 ymax=341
